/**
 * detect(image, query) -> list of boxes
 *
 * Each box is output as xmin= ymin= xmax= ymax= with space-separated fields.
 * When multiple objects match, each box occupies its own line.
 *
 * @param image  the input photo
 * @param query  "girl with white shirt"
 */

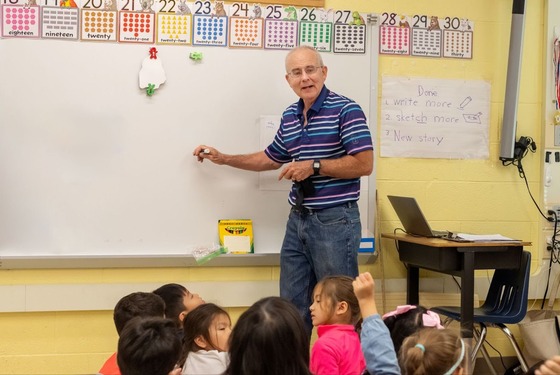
xmin=179 ymin=303 xmax=231 ymax=375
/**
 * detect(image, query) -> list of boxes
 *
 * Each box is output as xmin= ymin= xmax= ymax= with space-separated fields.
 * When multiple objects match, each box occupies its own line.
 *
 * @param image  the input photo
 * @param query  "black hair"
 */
xmin=117 ymin=317 xmax=181 ymax=375
xmin=383 ymin=305 xmax=430 ymax=353
xmin=153 ymin=283 xmax=188 ymax=327
xmin=113 ymin=292 xmax=165 ymax=335
xmin=225 ymin=297 xmax=311 ymax=375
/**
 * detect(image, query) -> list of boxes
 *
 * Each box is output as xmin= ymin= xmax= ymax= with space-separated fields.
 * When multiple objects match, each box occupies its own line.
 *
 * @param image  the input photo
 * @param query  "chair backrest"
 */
xmin=480 ymin=251 xmax=531 ymax=324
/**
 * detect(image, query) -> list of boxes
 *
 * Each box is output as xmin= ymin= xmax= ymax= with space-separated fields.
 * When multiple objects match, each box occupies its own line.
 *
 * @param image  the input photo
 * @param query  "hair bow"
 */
xmin=422 ymin=310 xmax=444 ymax=329
xmin=382 ymin=305 xmax=417 ymax=319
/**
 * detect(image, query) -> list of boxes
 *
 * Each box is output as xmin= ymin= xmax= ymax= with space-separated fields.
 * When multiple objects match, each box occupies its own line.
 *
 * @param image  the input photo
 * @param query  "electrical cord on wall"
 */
xmin=542 ymin=210 xmax=559 ymax=309
xmin=503 ymin=136 xmax=560 ymax=306
xmin=546 ymin=210 xmax=560 ymax=265
xmin=503 ymin=136 xmax=550 ymax=220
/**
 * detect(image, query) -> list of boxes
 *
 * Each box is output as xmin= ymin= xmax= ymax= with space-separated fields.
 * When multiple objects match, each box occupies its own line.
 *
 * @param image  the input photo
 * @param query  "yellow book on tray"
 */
xmin=218 ymin=219 xmax=254 ymax=254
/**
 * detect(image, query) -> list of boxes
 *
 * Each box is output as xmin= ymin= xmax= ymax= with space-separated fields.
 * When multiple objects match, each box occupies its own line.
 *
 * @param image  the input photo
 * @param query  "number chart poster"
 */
xmin=381 ymin=76 xmax=490 ymax=159
xmin=0 ymin=0 xmax=369 ymax=53
xmin=379 ymin=13 xmax=473 ymax=59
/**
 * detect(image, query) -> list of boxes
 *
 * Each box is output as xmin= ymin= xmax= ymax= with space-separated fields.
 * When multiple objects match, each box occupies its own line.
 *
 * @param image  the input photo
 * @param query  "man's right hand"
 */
xmin=193 ymin=145 xmax=222 ymax=164
xmin=192 ymin=147 xmax=281 ymax=172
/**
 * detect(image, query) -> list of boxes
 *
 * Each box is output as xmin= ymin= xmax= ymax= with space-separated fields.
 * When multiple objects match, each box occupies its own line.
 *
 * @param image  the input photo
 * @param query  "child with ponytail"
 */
xmin=399 ymin=328 xmax=466 ymax=375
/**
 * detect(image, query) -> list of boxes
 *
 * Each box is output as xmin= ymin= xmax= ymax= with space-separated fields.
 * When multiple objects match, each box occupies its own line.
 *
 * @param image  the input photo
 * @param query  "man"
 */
xmin=193 ymin=46 xmax=373 ymax=335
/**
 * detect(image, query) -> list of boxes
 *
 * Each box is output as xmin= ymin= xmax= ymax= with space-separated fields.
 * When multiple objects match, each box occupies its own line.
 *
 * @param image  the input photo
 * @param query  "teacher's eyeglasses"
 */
xmin=287 ymin=65 xmax=323 ymax=78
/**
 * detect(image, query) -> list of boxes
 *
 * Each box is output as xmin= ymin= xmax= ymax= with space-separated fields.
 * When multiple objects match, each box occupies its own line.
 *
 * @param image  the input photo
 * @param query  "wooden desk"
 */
xmin=381 ymin=233 xmax=530 ymax=338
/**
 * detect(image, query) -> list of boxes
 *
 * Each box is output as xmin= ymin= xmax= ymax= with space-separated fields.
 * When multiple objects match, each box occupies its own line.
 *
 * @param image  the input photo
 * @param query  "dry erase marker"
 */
xmin=201 ymin=148 xmax=210 ymax=154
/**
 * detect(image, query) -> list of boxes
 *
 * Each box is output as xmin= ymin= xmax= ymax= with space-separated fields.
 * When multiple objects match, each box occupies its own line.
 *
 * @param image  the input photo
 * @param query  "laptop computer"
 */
xmin=387 ymin=195 xmax=450 ymax=238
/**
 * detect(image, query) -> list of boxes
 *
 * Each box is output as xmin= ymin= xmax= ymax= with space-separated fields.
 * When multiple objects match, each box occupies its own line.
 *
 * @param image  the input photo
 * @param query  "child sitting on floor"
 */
xmin=309 ymin=275 xmax=366 ymax=375
xmin=152 ymin=283 xmax=205 ymax=339
xmin=399 ymin=327 xmax=466 ymax=375
xmin=178 ymin=303 xmax=232 ymax=375
xmin=225 ymin=296 xmax=311 ymax=375
xmin=99 ymin=292 xmax=166 ymax=375
xmin=382 ymin=304 xmax=443 ymax=353
xmin=117 ymin=317 xmax=182 ymax=375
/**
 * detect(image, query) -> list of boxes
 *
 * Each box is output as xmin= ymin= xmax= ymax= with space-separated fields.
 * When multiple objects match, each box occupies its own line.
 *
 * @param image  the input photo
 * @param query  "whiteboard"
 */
xmin=0 ymin=37 xmax=375 ymax=257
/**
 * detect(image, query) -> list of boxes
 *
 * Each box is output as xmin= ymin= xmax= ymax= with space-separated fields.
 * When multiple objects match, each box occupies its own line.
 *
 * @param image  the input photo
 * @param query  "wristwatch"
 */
xmin=313 ymin=160 xmax=321 ymax=176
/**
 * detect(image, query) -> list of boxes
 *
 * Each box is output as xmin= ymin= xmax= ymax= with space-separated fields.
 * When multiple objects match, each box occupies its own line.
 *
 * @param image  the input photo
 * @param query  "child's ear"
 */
xmin=179 ymin=311 xmax=188 ymax=322
xmin=336 ymin=301 xmax=349 ymax=315
xmin=194 ymin=335 xmax=209 ymax=349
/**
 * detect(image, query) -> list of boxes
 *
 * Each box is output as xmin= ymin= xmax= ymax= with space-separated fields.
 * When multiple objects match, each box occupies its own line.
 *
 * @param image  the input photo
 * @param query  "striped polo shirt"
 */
xmin=264 ymin=86 xmax=373 ymax=210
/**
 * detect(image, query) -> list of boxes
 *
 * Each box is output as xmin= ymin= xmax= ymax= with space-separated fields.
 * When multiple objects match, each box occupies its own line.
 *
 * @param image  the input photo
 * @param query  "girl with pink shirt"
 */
xmin=309 ymin=275 xmax=366 ymax=375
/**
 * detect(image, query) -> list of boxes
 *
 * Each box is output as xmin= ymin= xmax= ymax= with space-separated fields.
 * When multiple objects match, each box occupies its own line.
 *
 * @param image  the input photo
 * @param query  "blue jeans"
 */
xmin=279 ymin=201 xmax=361 ymax=337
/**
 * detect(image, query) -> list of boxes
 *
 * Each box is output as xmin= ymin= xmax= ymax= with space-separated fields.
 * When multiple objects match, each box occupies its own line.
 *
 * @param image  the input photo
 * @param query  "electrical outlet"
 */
xmin=547 ymin=204 xmax=560 ymax=222
xmin=553 ymin=205 xmax=560 ymax=221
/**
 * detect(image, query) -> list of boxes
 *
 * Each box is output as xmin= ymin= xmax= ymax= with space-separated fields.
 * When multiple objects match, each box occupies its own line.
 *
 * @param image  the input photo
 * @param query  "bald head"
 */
xmin=285 ymin=46 xmax=324 ymax=73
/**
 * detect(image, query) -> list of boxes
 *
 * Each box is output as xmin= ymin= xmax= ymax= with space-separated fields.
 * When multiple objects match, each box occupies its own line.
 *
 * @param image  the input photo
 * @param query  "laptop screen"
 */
xmin=387 ymin=195 xmax=436 ymax=237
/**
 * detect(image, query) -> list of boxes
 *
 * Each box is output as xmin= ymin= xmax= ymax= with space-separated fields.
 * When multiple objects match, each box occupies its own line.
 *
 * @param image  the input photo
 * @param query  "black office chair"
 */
xmin=431 ymin=251 xmax=531 ymax=374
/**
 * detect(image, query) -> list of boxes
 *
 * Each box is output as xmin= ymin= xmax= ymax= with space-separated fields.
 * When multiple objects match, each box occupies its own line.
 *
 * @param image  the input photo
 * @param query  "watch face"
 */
xmin=313 ymin=160 xmax=320 ymax=175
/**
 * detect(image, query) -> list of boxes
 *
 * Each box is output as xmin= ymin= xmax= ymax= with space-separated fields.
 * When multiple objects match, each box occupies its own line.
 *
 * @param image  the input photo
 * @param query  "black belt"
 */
xmin=291 ymin=201 xmax=357 ymax=215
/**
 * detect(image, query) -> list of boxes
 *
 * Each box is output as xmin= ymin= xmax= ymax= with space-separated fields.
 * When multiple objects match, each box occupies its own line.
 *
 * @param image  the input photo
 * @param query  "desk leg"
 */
xmin=461 ymin=252 xmax=475 ymax=375
xmin=406 ymin=265 xmax=419 ymax=305
xmin=460 ymin=252 xmax=474 ymax=337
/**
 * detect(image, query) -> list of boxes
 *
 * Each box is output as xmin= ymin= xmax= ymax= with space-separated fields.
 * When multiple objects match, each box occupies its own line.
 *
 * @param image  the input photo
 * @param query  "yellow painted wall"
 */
xmin=337 ymin=0 xmax=545 ymax=280
xmin=0 ymin=0 xmax=548 ymax=374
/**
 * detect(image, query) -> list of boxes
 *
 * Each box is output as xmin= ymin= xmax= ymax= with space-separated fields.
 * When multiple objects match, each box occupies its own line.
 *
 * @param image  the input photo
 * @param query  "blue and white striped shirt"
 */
xmin=265 ymin=86 xmax=373 ymax=209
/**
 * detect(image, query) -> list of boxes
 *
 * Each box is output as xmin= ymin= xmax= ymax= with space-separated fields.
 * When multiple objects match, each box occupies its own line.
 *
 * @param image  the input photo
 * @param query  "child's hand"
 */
xmin=536 ymin=356 xmax=560 ymax=375
xmin=353 ymin=272 xmax=377 ymax=318
xmin=353 ymin=272 xmax=375 ymax=300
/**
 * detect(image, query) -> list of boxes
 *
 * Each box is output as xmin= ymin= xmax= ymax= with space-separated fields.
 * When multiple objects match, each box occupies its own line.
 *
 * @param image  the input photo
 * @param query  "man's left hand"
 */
xmin=278 ymin=160 xmax=314 ymax=182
